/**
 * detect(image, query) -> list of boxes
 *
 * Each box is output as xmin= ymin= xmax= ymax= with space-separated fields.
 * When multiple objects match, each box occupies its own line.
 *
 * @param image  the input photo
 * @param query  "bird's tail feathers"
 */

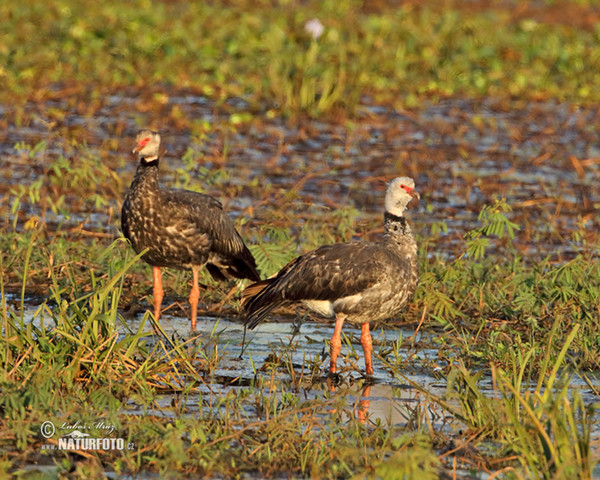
xmin=233 ymin=250 xmax=261 ymax=282
xmin=241 ymin=279 xmax=271 ymax=305
xmin=207 ymin=255 xmax=261 ymax=283
xmin=242 ymin=279 xmax=286 ymax=329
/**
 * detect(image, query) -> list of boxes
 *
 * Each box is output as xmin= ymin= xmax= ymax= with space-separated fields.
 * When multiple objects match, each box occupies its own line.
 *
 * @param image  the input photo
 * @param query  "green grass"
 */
xmin=2 ymin=0 xmax=600 ymax=122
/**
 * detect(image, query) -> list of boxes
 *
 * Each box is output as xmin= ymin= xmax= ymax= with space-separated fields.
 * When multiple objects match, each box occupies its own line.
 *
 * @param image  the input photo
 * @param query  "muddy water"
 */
xmin=114 ymin=311 xmax=598 ymax=434
xmin=10 ymin=295 xmax=455 ymax=428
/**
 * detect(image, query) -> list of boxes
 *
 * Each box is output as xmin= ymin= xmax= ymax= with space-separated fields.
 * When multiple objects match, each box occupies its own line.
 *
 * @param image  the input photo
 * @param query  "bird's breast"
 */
xmin=123 ymin=191 xmax=212 ymax=268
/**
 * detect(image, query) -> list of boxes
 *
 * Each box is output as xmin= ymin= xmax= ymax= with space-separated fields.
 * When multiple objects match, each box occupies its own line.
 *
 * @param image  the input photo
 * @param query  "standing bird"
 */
xmin=242 ymin=177 xmax=419 ymax=376
xmin=122 ymin=129 xmax=260 ymax=329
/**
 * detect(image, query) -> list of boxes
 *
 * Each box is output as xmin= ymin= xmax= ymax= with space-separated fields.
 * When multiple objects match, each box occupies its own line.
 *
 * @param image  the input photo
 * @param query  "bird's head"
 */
xmin=385 ymin=177 xmax=419 ymax=217
xmin=133 ymin=129 xmax=161 ymax=162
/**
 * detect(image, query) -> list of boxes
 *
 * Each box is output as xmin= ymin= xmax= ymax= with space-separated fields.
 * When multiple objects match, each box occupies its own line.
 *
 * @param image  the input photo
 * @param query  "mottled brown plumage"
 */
xmin=122 ymin=129 xmax=260 ymax=328
xmin=243 ymin=177 xmax=419 ymax=375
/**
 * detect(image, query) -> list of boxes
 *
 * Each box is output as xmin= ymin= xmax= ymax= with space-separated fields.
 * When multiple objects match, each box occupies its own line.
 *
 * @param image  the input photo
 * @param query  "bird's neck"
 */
xmin=384 ymin=211 xmax=418 ymax=269
xmin=384 ymin=211 xmax=411 ymax=237
xmin=131 ymin=158 xmax=160 ymax=192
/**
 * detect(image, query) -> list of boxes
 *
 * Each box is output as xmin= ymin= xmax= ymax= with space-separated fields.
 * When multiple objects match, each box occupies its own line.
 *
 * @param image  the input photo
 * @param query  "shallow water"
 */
xmin=129 ymin=313 xmax=599 ymax=420
xmin=11 ymin=292 xmax=596 ymax=438
xmin=3 ymin=280 xmax=599 ymax=480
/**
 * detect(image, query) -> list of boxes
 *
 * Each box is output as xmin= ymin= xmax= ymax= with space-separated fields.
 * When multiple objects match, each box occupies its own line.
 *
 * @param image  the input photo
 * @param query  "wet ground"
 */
xmin=17 ymin=295 xmax=600 ymax=456
xmin=123 ymin=313 xmax=599 ymax=422
xmin=3 ymin=89 xmax=600 ymax=379
xmin=2 ymin=93 xmax=599 ymax=263
xmin=2 ymin=91 xmax=600 ymax=476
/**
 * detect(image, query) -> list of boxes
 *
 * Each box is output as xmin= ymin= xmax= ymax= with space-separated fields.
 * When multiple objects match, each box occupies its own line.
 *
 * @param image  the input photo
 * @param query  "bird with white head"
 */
xmin=243 ymin=176 xmax=420 ymax=376
xmin=122 ymin=129 xmax=260 ymax=329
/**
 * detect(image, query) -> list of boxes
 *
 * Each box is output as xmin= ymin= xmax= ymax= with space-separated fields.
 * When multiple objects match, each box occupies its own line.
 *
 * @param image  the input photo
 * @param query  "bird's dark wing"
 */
xmin=275 ymin=243 xmax=382 ymax=300
xmin=162 ymin=189 xmax=259 ymax=281
xmin=244 ymin=242 xmax=387 ymax=328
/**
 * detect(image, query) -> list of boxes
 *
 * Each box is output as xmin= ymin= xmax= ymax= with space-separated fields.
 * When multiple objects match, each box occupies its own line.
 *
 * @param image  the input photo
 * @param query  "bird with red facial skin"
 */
xmin=122 ymin=129 xmax=260 ymax=329
xmin=242 ymin=177 xmax=419 ymax=376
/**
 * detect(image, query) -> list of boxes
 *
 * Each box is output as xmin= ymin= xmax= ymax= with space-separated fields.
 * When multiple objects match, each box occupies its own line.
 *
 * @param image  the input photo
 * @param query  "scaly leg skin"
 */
xmin=189 ymin=267 xmax=200 ymax=330
xmin=360 ymin=322 xmax=374 ymax=376
xmin=152 ymin=266 xmax=164 ymax=322
xmin=329 ymin=315 xmax=345 ymax=374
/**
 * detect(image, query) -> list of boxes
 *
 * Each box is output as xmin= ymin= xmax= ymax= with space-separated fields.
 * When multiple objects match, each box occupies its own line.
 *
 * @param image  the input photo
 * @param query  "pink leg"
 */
xmin=152 ymin=266 xmax=163 ymax=322
xmin=361 ymin=322 xmax=374 ymax=376
xmin=189 ymin=267 xmax=200 ymax=330
xmin=329 ymin=315 xmax=345 ymax=374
